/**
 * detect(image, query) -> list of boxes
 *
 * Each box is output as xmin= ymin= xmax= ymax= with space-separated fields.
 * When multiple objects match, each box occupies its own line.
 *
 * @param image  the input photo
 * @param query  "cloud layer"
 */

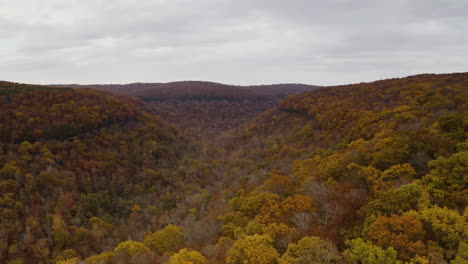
xmin=1 ymin=0 xmax=467 ymax=85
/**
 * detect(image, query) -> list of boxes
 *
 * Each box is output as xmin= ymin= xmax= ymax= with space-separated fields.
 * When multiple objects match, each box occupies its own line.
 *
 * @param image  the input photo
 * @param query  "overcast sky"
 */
xmin=1 ymin=0 xmax=467 ymax=86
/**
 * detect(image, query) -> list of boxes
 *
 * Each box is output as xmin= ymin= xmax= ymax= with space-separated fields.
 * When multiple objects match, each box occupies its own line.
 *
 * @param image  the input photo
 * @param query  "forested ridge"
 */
xmin=0 ymin=73 xmax=466 ymax=264
xmin=53 ymin=81 xmax=320 ymax=101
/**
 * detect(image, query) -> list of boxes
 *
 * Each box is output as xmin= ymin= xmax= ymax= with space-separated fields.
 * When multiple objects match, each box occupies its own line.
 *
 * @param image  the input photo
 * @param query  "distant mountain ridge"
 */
xmin=53 ymin=81 xmax=321 ymax=101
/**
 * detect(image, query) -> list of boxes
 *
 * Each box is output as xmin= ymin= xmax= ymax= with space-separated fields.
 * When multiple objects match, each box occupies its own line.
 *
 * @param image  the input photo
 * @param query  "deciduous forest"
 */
xmin=0 ymin=73 xmax=466 ymax=264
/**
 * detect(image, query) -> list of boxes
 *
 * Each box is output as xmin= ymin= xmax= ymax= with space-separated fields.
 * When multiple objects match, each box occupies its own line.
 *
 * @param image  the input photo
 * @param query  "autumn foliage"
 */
xmin=0 ymin=73 xmax=466 ymax=263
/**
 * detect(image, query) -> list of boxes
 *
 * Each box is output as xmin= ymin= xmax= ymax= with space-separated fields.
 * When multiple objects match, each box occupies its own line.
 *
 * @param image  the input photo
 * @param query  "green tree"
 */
xmin=438 ymin=113 xmax=465 ymax=141
xmin=343 ymin=238 xmax=398 ymax=264
xmin=380 ymin=163 xmax=416 ymax=188
xmin=421 ymin=151 xmax=467 ymax=207
xmin=52 ymin=214 xmax=71 ymax=249
xmin=410 ymin=206 xmax=466 ymax=253
xmin=371 ymin=136 xmax=412 ymax=170
xmin=364 ymin=184 xmax=429 ymax=218
xmin=366 ymin=163 xmax=416 ymax=192
xmin=345 ymin=163 xmax=380 ymax=190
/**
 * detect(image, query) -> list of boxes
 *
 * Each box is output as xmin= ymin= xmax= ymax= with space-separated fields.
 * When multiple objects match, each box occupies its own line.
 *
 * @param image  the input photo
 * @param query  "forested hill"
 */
xmin=0 ymin=82 xmax=189 ymax=264
xmin=213 ymin=72 xmax=467 ymax=263
xmin=1 ymin=73 xmax=467 ymax=264
xmin=53 ymin=81 xmax=320 ymax=101
xmin=0 ymin=82 xmax=141 ymax=143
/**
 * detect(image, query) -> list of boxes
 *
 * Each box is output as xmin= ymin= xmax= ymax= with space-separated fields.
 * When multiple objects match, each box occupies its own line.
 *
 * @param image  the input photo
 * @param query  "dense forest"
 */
xmin=0 ymin=73 xmax=466 ymax=264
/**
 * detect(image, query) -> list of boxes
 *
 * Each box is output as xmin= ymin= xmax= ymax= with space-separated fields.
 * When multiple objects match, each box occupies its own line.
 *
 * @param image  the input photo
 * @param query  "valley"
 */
xmin=0 ymin=73 xmax=466 ymax=264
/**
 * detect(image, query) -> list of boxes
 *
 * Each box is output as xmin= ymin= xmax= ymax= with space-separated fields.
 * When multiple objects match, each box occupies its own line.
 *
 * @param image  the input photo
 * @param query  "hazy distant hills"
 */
xmin=242 ymin=83 xmax=322 ymax=98
xmin=53 ymin=81 xmax=321 ymax=101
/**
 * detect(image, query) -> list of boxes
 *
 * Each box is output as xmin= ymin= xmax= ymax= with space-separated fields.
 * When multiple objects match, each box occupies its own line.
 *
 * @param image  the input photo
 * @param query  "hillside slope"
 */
xmin=0 ymin=82 xmax=190 ymax=264
xmin=210 ymin=73 xmax=467 ymax=263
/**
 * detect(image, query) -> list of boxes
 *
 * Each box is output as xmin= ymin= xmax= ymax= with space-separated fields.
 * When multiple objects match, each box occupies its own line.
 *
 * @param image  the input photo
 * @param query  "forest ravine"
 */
xmin=0 ymin=73 xmax=466 ymax=264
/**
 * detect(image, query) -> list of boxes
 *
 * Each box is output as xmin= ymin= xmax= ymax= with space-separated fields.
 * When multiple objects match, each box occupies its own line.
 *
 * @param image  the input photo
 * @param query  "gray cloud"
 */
xmin=0 ymin=0 xmax=467 ymax=85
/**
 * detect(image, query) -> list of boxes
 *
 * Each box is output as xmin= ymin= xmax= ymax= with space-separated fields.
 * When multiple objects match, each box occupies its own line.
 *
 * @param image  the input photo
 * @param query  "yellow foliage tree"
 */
xmin=280 ymin=236 xmax=341 ymax=264
xmin=410 ymin=206 xmax=467 ymax=253
xmin=257 ymin=195 xmax=315 ymax=225
xmin=343 ymin=238 xmax=398 ymax=264
xmin=143 ymin=224 xmax=183 ymax=254
xmin=85 ymin=251 xmax=115 ymax=264
xmin=114 ymin=240 xmax=150 ymax=257
xmin=226 ymin=234 xmax=279 ymax=264
xmin=168 ymin=248 xmax=208 ymax=264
